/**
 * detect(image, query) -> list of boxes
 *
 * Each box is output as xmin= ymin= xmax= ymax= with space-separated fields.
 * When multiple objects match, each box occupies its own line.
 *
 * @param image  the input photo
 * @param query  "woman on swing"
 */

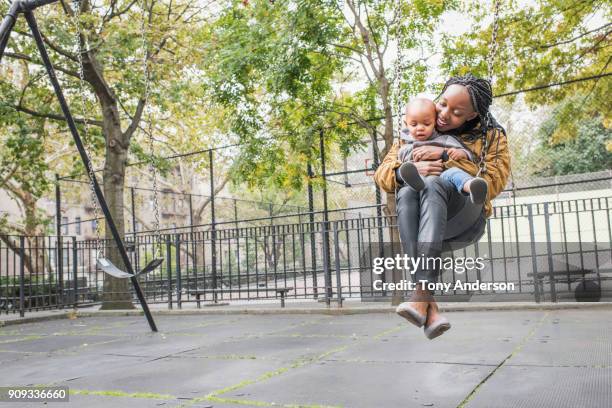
xmin=374 ymin=74 xmax=511 ymax=340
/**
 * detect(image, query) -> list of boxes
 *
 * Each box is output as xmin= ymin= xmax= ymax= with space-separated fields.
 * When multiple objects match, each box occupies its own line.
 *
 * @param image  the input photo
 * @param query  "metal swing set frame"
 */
xmin=0 ymin=0 xmax=160 ymax=332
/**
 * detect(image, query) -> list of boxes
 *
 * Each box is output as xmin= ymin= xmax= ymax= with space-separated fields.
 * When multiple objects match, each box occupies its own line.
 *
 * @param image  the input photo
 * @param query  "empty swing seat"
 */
xmin=97 ymin=258 xmax=164 ymax=278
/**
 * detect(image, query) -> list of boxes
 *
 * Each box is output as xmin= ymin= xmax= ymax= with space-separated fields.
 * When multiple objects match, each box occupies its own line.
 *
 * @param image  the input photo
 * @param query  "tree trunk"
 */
xmin=99 ymin=105 xmax=135 ymax=310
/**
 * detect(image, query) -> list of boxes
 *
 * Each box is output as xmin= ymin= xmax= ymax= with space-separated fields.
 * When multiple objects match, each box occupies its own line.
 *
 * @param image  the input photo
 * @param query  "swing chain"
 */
xmin=478 ymin=0 xmax=502 ymax=178
xmin=476 ymin=132 xmax=489 ymax=177
xmin=71 ymin=0 xmax=103 ymax=259
xmin=487 ymin=0 xmax=502 ymax=82
xmin=140 ymin=0 xmax=163 ymax=257
xmin=392 ymin=0 xmax=407 ymax=142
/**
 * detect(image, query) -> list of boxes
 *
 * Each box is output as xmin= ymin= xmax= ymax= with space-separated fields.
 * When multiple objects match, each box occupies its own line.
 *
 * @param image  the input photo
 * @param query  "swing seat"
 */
xmin=139 ymin=258 xmax=164 ymax=275
xmin=97 ymin=257 xmax=164 ymax=279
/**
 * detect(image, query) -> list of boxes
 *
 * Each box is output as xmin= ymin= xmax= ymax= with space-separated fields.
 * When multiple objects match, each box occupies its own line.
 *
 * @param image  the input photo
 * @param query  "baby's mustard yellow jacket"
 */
xmin=374 ymin=127 xmax=511 ymax=218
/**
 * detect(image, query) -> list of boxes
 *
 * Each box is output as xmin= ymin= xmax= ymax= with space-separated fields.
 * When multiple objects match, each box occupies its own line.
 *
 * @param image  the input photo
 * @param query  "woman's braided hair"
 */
xmin=439 ymin=73 xmax=495 ymax=139
xmin=439 ymin=73 xmax=506 ymax=174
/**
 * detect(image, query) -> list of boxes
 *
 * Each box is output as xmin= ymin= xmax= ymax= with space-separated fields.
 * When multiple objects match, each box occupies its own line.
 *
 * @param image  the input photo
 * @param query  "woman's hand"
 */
xmin=412 ymin=146 xmax=445 ymax=161
xmin=413 ymin=160 xmax=443 ymax=176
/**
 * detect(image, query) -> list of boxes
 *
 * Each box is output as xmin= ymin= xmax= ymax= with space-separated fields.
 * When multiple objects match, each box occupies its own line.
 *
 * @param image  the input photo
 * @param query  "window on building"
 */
xmin=91 ymin=219 xmax=97 ymax=233
xmin=75 ymin=217 xmax=81 ymax=235
xmin=62 ymin=217 xmax=69 ymax=235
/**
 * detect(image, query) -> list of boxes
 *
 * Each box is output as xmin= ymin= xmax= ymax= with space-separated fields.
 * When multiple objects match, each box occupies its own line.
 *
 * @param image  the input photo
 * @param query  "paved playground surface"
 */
xmin=0 ymin=308 xmax=610 ymax=408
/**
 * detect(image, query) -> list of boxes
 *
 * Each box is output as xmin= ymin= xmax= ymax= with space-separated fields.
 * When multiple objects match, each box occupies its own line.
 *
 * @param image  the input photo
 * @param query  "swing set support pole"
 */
xmin=0 ymin=0 xmax=158 ymax=332
xmin=0 ymin=0 xmax=57 ymax=56
xmin=0 ymin=0 xmax=21 ymax=60
xmin=24 ymin=10 xmax=157 ymax=332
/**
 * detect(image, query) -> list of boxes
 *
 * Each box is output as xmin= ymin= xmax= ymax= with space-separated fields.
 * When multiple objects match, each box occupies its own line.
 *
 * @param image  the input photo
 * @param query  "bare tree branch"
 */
xmin=194 ymin=175 xmax=231 ymax=222
xmin=3 ymin=52 xmax=80 ymax=79
xmin=12 ymin=104 xmax=103 ymax=127
xmin=122 ymin=98 xmax=146 ymax=140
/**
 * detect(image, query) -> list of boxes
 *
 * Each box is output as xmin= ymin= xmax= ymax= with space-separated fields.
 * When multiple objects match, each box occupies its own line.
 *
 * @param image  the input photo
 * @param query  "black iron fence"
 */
xmin=2 ymin=196 xmax=611 ymax=315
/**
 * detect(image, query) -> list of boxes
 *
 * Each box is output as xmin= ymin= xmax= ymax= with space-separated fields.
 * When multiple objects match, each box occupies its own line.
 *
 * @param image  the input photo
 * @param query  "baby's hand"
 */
xmin=448 ymin=148 xmax=467 ymax=161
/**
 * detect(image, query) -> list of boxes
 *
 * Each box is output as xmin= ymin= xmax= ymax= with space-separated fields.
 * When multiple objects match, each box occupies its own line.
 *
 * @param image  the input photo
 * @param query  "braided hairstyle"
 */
xmin=438 ymin=73 xmax=506 ymax=173
xmin=438 ymin=73 xmax=504 ymax=138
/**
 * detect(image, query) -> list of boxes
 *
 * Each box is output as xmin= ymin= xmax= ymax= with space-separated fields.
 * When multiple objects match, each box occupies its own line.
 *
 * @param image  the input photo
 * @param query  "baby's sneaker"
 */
xmin=398 ymin=162 xmax=425 ymax=191
xmin=469 ymin=178 xmax=488 ymax=205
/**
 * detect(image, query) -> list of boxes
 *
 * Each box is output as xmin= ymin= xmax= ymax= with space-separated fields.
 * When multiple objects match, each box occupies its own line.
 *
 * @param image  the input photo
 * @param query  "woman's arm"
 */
xmin=373 ymin=142 xmax=402 ymax=193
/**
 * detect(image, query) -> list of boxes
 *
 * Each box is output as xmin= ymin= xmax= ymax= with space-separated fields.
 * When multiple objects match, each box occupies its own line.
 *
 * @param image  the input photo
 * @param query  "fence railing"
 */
xmin=2 ymin=196 xmax=611 ymax=315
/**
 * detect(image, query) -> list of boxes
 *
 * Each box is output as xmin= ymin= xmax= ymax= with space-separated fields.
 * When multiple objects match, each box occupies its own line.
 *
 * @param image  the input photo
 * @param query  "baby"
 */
xmin=397 ymin=98 xmax=488 ymax=205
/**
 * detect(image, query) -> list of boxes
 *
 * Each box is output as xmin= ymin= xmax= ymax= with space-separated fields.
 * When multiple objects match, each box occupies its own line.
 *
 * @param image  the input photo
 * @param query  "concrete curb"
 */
xmin=0 ymin=311 xmax=76 ymax=327
xmin=2 ymin=302 xmax=611 ymax=327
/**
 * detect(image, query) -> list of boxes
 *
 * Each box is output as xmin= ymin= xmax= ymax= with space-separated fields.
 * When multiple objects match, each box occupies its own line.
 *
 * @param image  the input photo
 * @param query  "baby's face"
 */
xmin=404 ymin=105 xmax=436 ymax=141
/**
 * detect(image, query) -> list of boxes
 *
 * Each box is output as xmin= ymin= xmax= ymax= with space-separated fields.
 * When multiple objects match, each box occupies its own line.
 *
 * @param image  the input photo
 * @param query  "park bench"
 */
xmin=528 ymin=268 xmax=611 ymax=301
xmin=187 ymin=287 xmax=294 ymax=308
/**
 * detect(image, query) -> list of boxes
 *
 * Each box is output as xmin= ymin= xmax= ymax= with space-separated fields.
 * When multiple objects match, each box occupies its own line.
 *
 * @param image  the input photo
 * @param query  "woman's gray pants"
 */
xmin=395 ymin=175 xmax=486 ymax=284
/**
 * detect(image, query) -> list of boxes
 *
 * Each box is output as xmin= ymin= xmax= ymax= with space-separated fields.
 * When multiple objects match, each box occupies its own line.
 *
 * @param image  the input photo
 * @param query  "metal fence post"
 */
xmin=209 ymin=149 xmax=218 ymax=295
xmin=233 ymin=199 xmax=241 ymax=279
xmin=72 ymin=236 xmax=77 ymax=308
xmin=19 ymin=236 xmax=25 ymax=317
xmin=176 ymin=234 xmax=182 ymax=309
xmin=55 ymin=173 xmax=63 ymax=295
xmin=307 ymin=161 xmax=318 ymax=298
xmin=371 ymin=130 xmax=384 ymax=257
xmin=544 ymin=203 xmax=557 ymax=302
xmin=130 ymin=187 xmax=139 ymax=271
xmin=57 ymin=237 xmax=64 ymax=309
xmin=321 ymin=221 xmax=331 ymax=307
xmin=333 ymin=222 xmax=343 ymax=308
xmin=189 ymin=193 xmax=197 ymax=283
xmin=130 ymin=187 xmax=136 ymax=237
xmin=166 ymin=237 xmax=173 ymax=309
xmin=319 ymin=129 xmax=332 ymax=300
xmin=527 ymin=204 xmax=541 ymax=303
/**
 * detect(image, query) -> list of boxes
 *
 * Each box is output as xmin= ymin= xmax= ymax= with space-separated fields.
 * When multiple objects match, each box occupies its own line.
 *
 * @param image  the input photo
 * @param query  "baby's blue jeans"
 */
xmin=440 ymin=167 xmax=473 ymax=193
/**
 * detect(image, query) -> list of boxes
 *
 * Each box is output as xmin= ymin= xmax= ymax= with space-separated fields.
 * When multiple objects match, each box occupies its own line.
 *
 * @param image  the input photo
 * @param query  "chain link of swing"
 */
xmin=71 ymin=0 xmax=103 ymax=260
xmin=392 ymin=0 xmax=407 ymax=143
xmin=139 ymin=0 xmax=163 ymax=258
xmin=391 ymin=0 xmax=506 ymax=188
xmin=70 ymin=0 xmax=163 ymax=261
xmin=486 ymin=0 xmax=518 ymax=200
xmin=475 ymin=0 xmax=502 ymax=178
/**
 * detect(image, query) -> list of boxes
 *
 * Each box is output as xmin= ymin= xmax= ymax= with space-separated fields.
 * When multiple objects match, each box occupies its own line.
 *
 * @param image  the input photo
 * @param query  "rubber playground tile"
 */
xmin=13 ymin=389 xmax=269 ymax=408
xmin=268 ymin=315 xmax=400 ymax=338
xmin=179 ymin=333 xmax=350 ymax=362
xmin=221 ymin=359 xmax=491 ymax=408
xmin=0 ymin=333 xmax=121 ymax=354
xmin=168 ymin=314 xmax=328 ymax=337
xmin=16 ymin=393 xmax=276 ymax=408
xmin=1 ymin=351 xmax=151 ymax=387
xmin=56 ymin=354 xmax=288 ymax=399
xmin=465 ymin=366 xmax=612 ymax=408
xmin=56 ymin=331 xmax=231 ymax=359
xmin=328 ymin=310 xmax=544 ymax=366
xmin=2 ymin=317 xmax=133 ymax=333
